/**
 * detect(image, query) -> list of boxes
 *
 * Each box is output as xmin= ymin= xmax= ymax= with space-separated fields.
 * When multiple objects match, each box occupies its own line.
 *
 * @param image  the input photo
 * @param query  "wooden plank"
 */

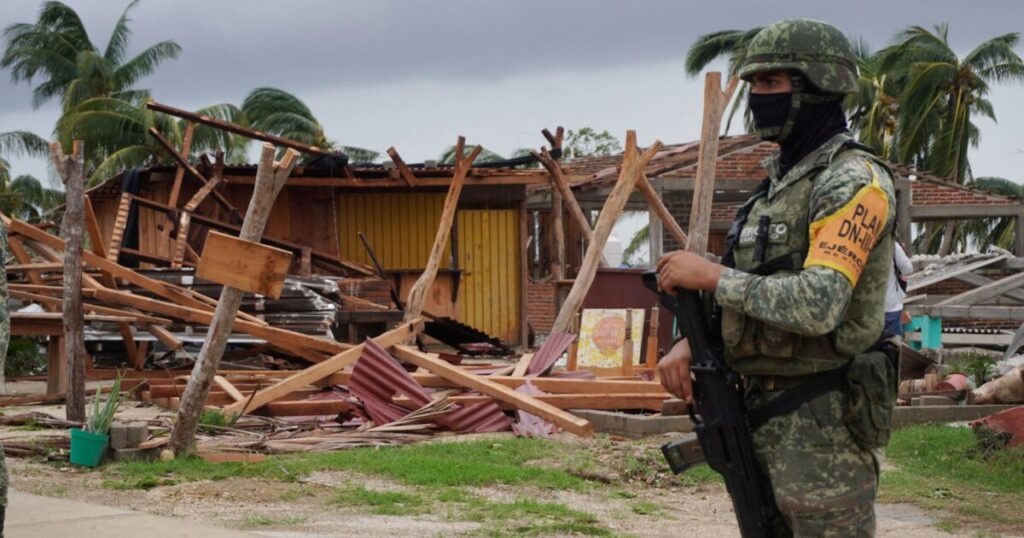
xmin=106 ymin=192 xmax=133 ymax=263
xmin=646 ymin=307 xmax=659 ymax=369
xmin=221 ymin=320 xmax=423 ymax=416
xmin=83 ymin=195 xmax=107 ymax=258
xmin=145 ymin=323 xmax=183 ymax=350
xmin=148 ymin=100 xmax=333 ymax=157
xmin=46 ymin=337 xmax=64 ymax=394
xmin=910 ymin=305 xmax=1024 ymax=321
xmin=404 ymin=137 xmax=482 ymax=324
xmin=535 ymin=148 xmax=595 ymax=244
xmin=908 ymin=255 xmax=1009 ymax=292
xmin=551 ymin=132 xmax=663 ymax=333
xmin=196 ymin=231 xmax=292 ymax=299
xmin=131 ymin=340 xmax=150 ymax=370
xmin=510 ymin=353 xmax=535 ymax=378
xmin=167 ymin=121 xmax=195 ymax=208
xmin=936 ymin=271 xmax=1024 ymax=307
xmin=386 ymin=147 xmax=418 ymax=187
xmin=687 ymin=72 xmax=735 ymax=254
xmin=8 ymin=290 xmax=171 ymax=325
xmin=392 ymin=345 xmax=592 ymax=436
xmin=637 ymin=175 xmax=688 ymax=248
xmin=953 ymin=273 xmax=1024 ymax=304
xmin=213 ymin=375 xmax=246 ymax=402
xmin=392 ymin=393 xmax=666 ymax=411
xmin=148 ymin=127 xmax=238 ymax=216
xmin=170 ymin=212 xmax=191 ymax=268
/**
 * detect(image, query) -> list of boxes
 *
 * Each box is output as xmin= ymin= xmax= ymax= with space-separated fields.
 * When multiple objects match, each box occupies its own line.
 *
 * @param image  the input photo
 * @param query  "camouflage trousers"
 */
xmin=748 ymin=388 xmax=879 ymax=537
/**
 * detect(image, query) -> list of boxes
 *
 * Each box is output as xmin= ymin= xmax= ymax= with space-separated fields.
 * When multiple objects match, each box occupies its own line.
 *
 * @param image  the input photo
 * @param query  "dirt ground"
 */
xmin=2 ymin=401 xmax=973 ymax=538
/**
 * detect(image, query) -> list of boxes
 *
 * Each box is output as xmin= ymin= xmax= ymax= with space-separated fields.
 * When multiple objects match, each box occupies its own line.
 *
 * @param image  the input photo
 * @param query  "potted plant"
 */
xmin=69 ymin=375 xmax=122 ymax=467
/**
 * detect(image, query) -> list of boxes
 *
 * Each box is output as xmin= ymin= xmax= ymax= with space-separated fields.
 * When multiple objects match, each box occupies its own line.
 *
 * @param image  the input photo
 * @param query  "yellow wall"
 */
xmin=338 ymin=193 xmax=450 ymax=270
xmin=338 ymin=194 xmax=520 ymax=343
xmin=457 ymin=209 xmax=521 ymax=343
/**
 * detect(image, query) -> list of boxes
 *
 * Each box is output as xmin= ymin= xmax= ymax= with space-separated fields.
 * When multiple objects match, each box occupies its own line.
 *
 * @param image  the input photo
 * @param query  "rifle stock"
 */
xmin=642 ymin=270 xmax=775 ymax=537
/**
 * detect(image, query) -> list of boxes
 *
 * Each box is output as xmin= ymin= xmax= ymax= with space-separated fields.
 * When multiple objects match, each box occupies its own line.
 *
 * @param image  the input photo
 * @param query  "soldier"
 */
xmin=657 ymin=19 xmax=897 ymax=536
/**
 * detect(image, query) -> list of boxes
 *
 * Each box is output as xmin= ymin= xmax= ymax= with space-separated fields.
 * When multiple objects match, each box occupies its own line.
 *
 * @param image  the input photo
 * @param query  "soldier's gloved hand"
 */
xmin=656 ymin=250 xmax=726 ymax=292
xmin=659 ymin=338 xmax=694 ymax=403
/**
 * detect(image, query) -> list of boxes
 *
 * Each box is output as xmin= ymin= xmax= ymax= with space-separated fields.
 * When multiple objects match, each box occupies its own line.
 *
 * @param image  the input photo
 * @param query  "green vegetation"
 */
xmin=333 ymin=485 xmax=427 ymax=516
xmin=880 ymin=425 xmax=1024 ymax=534
xmin=104 ymin=438 xmax=587 ymax=490
xmin=198 ymin=409 xmax=230 ymax=428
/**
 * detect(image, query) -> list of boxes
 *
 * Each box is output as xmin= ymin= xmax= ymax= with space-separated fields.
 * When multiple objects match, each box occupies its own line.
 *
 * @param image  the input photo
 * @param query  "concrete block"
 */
xmin=917 ymin=395 xmax=958 ymax=407
xmin=110 ymin=422 xmax=149 ymax=449
xmin=111 ymin=448 xmax=158 ymax=462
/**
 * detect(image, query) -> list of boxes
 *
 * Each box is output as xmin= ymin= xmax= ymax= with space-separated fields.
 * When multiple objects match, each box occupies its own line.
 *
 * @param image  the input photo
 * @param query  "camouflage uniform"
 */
xmin=714 ymin=19 xmax=896 ymax=537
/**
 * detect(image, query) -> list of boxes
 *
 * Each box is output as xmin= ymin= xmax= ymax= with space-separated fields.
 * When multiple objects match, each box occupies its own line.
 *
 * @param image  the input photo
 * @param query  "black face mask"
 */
xmin=748 ymin=92 xmax=792 ymax=142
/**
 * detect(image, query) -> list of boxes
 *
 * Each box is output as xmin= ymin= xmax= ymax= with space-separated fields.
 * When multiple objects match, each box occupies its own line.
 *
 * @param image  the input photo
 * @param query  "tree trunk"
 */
xmin=52 ymin=141 xmax=86 ymax=421
xmin=169 ymin=144 xmax=298 ymax=457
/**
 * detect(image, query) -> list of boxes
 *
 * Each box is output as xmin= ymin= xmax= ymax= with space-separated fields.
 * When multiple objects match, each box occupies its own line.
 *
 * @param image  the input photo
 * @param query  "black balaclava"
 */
xmin=748 ymin=73 xmax=849 ymax=177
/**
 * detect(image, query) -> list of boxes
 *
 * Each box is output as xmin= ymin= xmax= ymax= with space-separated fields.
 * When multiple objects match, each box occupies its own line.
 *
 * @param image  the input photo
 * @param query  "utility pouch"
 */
xmin=844 ymin=346 xmax=897 ymax=449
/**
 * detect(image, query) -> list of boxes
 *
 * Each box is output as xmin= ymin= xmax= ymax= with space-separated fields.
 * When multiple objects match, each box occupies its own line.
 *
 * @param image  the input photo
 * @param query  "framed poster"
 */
xmin=577 ymin=308 xmax=645 ymax=369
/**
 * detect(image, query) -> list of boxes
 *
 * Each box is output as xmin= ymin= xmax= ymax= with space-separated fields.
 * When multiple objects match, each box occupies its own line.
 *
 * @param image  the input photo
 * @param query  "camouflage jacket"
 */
xmin=715 ymin=133 xmax=895 ymax=375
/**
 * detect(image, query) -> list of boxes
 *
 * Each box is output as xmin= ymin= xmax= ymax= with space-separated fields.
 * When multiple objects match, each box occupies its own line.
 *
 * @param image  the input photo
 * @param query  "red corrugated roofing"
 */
xmin=349 ymin=339 xmax=511 ymax=433
xmin=525 ymin=332 xmax=577 ymax=376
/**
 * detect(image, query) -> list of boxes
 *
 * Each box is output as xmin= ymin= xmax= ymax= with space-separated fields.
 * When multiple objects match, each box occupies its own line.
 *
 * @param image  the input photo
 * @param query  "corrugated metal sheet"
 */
xmin=457 ymin=209 xmax=520 ymax=342
xmin=349 ymin=340 xmax=511 ymax=433
xmin=526 ymin=332 xmax=577 ymax=376
xmin=337 ymin=193 xmax=449 ymax=270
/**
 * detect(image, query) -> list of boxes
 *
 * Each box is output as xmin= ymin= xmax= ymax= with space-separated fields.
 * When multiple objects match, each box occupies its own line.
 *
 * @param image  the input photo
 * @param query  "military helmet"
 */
xmin=738 ymin=19 xmax=859 ymax=94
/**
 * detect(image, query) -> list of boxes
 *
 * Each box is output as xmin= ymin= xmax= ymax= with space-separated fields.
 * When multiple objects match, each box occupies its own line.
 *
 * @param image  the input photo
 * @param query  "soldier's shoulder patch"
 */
xmin=804 ymin=178 xmax=889 ymax=286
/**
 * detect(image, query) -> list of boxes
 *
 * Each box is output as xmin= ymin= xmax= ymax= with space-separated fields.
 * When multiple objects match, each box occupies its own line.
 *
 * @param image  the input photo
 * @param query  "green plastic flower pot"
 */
xmin=70 ymin=428 xmax=109 ymax=467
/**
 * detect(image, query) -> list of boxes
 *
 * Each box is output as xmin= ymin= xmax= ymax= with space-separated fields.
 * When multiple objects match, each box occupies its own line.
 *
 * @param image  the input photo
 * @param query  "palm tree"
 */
xmin=684 ymin=28 xmax=762 ymax=132
xmin=241 ymin=88 xmax=332 ymax=149
xmin=1 ymin=0 xmax=181 ymax=111
xmin=0 ymin=130 xmax=60 ymax=221
xmin=882 ymin=25 xmax=1024 ymax=183
xmin=844 ymin=38 xmax=901 ymax=160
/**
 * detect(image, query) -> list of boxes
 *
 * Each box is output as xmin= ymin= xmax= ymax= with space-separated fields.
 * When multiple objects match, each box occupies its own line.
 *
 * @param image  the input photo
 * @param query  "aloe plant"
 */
xmin=85 ymin=374 xmax=122 ymax=435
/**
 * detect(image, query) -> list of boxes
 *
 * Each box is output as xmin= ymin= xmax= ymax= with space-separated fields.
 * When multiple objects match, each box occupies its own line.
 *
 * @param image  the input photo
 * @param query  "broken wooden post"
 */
xmin=51 ymin=140 xmax=87 ymax=420
xmin=169 ymin=144 xmax=299 ymax=457
xmin=550 ymin=132 xmax=663 ymax=334
xmin=687 ymin=73 xmax=739 ymax=254
xmin=403 ymin=137 xmax=482 ymax=326
xmin=534 ymin=148 xmax=595 ymax=245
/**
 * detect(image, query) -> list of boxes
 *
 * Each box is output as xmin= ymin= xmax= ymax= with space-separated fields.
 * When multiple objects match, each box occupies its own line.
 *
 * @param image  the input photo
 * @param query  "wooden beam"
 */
xmin=148 ymin=127 xmax=239 ymax=217
xmin=510 ymin=353 xmax=535 ymax=378
xmin=221 ymin=320 xmax=423 ymax=416
xmin=953 ymin=272 xmax=1024 ymax=304
xmin=148 ymin=100 xmax=333 ymax=157
xmin=386 ymin=147 xmax=418 ymax=187
xmin=45 ymin=337 xmax=64 ymax=394
xmin=637 ymin=174 xmax=688 ymax=249
xmin=909 ymin=305 xmax=1024 ymax=321
xmin=83 ymin=195 xmax=107 ymax=258
xmin=392 ymin=345 xmax=592 ymax=436
xmin=908 ymin=254 xmax=1010 ymax=292
xmin=196 ymin=231 xmax=292 ymax=299
xmin=213 ymin=375 xmax=246 ymax=403
xmin=403 ymin=137 xmax=482 ymax=324
xmin=551 ymin=132 xmax=662 ymax=333
xmin=393 ymin=393 xmax=666 ymax=412
xmin=145 ymin=323 xmax=183 ymax=350
xmin=106 ymin=192 xmax=133 ymax=263
xmin=170 ymin=213 xmax=191 ymax=269
xmin=167 ymin=121 xmax=195 ymax=208
xmin=687 ymin=72 xmax=735 ymax=254
xmin=534 ymin=148 xmax=595 ymax=244
xmin=936 ymin=271 xmax=1024 ymax=307
xmin=171 ymin=145 xmax=300 ymax=457
xmin=910 ymin=204 xmax=1023 ymax=220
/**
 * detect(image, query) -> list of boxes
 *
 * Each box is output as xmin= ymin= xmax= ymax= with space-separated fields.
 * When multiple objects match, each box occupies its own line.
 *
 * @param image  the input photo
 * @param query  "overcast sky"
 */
xmin=2 ymin=0 xmax=1023 ymax=189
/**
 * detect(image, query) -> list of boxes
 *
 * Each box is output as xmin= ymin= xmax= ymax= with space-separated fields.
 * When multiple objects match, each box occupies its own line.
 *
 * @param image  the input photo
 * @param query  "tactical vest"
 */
xmin=719 ymin=144 xmax=895 ymax=377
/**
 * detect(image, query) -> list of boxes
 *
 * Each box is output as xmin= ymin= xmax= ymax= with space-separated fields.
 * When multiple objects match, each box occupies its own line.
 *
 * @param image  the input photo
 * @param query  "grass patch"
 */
xmin=241 ymin=513 xmax=307 ymax=527
xmin=11 ymin=419 xmax=44 ymax=431
xmin=198 ymin=409 xmax=230 ymax=428
xmin=333 ymin=485 xmax=426 ymax=515
xmin=457 ymin=498 xmax=612 ymax=537
xmin=630 ymin=500 xmax=662 ymax=516
xmin=879 ymin=425 xmax=1024 ymax=534
xmin=103 ymin=438 xmax=585 ymax=491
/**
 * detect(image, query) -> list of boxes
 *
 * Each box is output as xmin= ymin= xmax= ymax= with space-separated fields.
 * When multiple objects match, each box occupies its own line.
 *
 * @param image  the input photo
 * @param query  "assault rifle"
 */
xmin=642 ymin=270 xmax=775 ymax=537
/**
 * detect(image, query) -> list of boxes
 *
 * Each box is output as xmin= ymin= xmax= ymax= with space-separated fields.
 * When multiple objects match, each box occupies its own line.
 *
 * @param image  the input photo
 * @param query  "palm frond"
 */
xmin=103 ymin=0 xmax=142 ymax=65
xmin=112 ymin=40 xmax=181 ymax=88
xmin=0 ymin=131 xmax=49 ymax=159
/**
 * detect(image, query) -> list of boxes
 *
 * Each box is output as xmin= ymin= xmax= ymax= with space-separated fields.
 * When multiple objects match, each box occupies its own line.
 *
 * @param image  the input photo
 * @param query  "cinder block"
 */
xmin=110 ymin=422 xmax=149 ymax=449
xmin=917 ymin=395 xmax=958 ymax=407
xmin=112 ymin=447 xmax=158 ymax=462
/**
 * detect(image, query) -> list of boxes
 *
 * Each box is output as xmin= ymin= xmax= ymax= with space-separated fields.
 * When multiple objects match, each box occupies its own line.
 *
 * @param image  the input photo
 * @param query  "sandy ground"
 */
xmin=0 ymin=399 xmax=989 ymax=537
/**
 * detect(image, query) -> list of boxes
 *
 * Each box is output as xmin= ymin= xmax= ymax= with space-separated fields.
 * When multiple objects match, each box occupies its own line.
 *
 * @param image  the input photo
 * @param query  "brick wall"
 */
xmin=911 ymin=180 xmax=1016 ymax=206
xmin=526 ymin=279 xmax=556 ymax=338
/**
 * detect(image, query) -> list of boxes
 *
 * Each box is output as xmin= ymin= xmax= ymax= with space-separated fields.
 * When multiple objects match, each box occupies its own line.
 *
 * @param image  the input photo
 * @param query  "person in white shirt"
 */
xmin=885 ymin=242 xmax=913 ymax=337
